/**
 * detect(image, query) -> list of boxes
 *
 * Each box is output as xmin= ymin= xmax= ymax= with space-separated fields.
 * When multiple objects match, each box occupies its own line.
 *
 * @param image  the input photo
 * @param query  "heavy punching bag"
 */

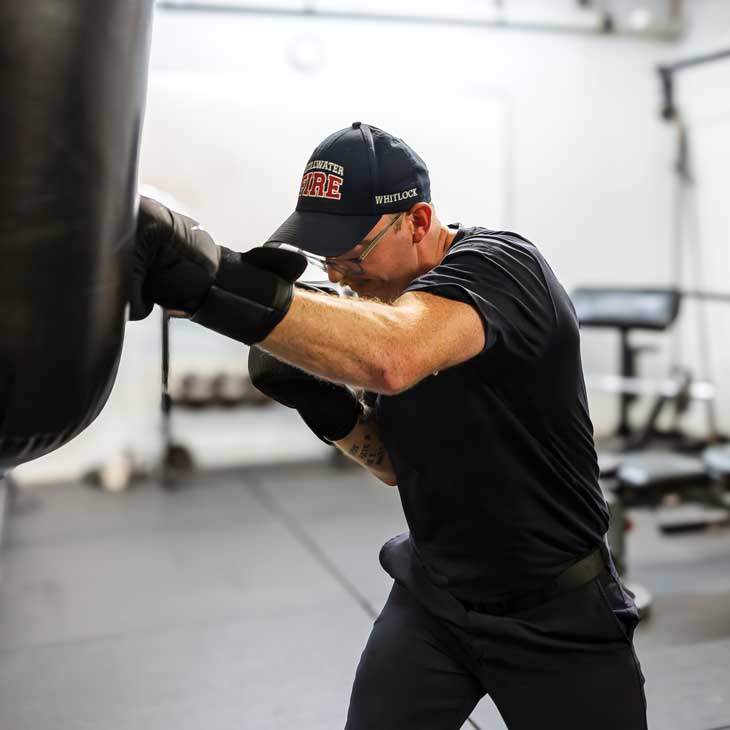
xmin=0 ymin=1 xmax=154 ymax=469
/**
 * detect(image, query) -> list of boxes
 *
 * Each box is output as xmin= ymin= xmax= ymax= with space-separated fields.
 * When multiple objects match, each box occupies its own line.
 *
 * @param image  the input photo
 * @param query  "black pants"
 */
xmin=345 ymin=571 xmax=647 ymax=729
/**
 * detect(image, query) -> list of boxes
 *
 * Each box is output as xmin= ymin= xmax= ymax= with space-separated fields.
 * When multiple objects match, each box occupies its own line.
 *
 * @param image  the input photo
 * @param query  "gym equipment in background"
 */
xmin=574 ymin=286 xmax=730 ymax=603
xmin=573 ymin=287 xmax=719 ymax=452
xmin=158 ymin=311 xmax=273 ymax=487
xmin=574 ymin=288 xmax=694 ymax=446
xmin=573 ymin=48 xmax=730 ymax=613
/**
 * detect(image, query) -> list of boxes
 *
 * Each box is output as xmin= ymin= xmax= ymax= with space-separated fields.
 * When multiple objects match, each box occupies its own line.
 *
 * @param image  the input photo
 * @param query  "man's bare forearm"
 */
xmin=334 ymin=406 xmax=397 ymax=486
xmin=261 ymin=289 xmax=408 ymax=393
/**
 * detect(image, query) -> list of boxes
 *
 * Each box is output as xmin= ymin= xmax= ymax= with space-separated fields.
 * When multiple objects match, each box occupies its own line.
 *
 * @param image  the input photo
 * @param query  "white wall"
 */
xmin=14 ymin=0 xmax=730 ymax=483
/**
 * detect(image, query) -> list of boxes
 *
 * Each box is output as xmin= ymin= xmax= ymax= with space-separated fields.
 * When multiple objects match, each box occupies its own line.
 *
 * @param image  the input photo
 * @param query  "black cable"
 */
xmin=656 ymin=48 xmax=730 ymax=440
xmin=657 ymin=48 xmax=730 ymax=121
xmin=160 ymin=310 xmax=172 ymax=484
xmin=660 ymin=47 xmax=730 ymax=74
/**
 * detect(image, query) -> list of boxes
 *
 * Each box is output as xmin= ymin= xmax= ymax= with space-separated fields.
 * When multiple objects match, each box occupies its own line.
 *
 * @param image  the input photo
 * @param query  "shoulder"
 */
xmin=444 ymin=227 xmax=540 ymax=262
xmin=440 ymin=228 xmax=553 ymax=295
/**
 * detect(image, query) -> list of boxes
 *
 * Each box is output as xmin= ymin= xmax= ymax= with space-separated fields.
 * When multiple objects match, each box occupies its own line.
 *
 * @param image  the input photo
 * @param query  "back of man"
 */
xmin=349 ymin=224 xmax=647 ymax=730
xmin=377 ymin=226 xmax=609 ymax=604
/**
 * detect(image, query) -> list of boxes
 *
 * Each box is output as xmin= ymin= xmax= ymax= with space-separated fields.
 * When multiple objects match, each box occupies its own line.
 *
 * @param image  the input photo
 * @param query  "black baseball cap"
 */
xmin=266 ymin=122 xmax=431 ymax=257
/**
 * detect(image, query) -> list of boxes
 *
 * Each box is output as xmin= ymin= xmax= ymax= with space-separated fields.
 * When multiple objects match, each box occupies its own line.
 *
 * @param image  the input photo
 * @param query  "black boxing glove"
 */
xmin=130 ymin=196 xmax=307 ymax=345
xmin=248 ymin=346 xmax=362 ymax=444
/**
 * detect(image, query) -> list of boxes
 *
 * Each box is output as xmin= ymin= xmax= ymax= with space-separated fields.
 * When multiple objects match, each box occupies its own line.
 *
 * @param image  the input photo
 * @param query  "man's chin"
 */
xmin=348 ymin=281 xmax=378 ymax=296
xmin=345 ymin=278 xmax=400 ymax=302
xmin=343 ymin=280 xmax=370 ymax=295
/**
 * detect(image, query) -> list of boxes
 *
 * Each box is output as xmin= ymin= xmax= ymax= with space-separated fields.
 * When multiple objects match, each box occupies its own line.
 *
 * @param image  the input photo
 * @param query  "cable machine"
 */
xmin=657 ymin=47 xmax=730 ymax=442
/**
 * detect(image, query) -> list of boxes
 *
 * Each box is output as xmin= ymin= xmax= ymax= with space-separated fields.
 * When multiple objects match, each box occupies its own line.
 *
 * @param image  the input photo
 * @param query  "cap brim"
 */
xmin=265 ymin=210 xmax=382 ymax=257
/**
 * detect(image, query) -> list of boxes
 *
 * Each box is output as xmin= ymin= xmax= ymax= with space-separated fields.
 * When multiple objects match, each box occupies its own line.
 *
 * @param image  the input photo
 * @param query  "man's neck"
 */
xmin=434 ymin=222 xmax=458 ymax=263
xmin=410 ymin=220 xmax=459 ymax=281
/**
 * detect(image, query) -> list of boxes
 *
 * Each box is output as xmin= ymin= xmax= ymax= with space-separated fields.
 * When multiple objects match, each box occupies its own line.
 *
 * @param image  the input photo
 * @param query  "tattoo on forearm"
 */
xmin=348 ymin=437 xmax=387 ymax=469
xmin=340 ymin=405 xmax=391 ymax=475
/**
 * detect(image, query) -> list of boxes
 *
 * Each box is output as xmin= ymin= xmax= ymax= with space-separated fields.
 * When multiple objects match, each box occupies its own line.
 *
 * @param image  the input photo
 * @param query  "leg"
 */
xmin=479 ymin=574 xmax=647 ymax=730
xmin=345 ymin=582 xmax=484 ymax=730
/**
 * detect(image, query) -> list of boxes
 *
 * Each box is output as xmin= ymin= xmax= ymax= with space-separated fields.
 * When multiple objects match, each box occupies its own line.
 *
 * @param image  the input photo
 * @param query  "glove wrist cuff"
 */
xmin=191 ymin=251 xmax=294 ymax=345
xmin=303 ymin=395 xmax=363 ymax=445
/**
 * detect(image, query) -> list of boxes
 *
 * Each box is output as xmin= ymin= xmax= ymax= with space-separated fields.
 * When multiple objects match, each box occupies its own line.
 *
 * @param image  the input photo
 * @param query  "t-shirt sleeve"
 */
xmin=404 ymin=238 xmax=556 ymax=359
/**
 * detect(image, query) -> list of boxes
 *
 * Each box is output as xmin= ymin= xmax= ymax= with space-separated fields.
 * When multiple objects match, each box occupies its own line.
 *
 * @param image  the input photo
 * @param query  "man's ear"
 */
xmin=409 ymin=202 xmax=433 ymax=243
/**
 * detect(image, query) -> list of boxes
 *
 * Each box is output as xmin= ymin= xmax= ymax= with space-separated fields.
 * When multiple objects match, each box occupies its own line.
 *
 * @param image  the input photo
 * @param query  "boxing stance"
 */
xmin=131 ymin=122 xmax=647 ymax=729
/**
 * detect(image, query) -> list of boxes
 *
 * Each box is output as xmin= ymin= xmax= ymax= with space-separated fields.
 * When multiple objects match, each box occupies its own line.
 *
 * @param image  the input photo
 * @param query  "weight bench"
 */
xmin=613 ymin=450 xmax=730 ymax=534
xmin=572 ymin=287 xmax=682 ymax=440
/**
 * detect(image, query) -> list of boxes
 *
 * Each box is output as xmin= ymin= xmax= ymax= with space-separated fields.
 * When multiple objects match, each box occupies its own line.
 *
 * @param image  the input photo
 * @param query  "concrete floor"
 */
xmin=1 ymin=462 xmax=729 ymax=730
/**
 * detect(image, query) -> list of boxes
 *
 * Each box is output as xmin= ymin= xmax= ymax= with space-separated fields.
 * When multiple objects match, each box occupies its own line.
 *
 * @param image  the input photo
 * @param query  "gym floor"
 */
xmin=1 ymin=462 xmax=729 ymax=730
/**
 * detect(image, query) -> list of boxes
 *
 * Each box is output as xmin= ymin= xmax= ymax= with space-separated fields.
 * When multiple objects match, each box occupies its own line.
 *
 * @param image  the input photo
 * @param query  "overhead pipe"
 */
xmin=157 ymin=1 xmax=683 ymax=41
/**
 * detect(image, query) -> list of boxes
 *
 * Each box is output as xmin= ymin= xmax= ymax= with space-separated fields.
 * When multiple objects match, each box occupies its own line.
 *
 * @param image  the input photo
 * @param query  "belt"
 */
xmin=460 ymin=548 xmax=606 ymax=616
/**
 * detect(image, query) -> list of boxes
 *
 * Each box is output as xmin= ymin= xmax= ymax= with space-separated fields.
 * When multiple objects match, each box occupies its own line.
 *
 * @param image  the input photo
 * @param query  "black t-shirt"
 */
xmin=375 ymin=226 xmax=608 ymax=604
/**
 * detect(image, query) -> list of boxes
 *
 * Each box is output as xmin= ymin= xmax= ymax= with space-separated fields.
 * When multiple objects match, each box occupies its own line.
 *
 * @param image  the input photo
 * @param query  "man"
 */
xmin=131 ymin=122 xmax=647 ymax=729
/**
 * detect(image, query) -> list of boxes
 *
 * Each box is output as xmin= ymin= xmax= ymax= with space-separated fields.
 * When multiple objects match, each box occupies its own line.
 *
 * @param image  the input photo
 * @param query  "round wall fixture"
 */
xmin=288 ymin=34 xmax=325 ymax=74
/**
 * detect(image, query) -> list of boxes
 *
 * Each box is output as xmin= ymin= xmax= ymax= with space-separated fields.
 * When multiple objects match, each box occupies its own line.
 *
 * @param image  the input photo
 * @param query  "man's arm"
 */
xmin=262 ymin=288 xmax=486 ymax=395
xmin=248 ymin=344 xmax=396 ymax=485
xmin=130 ymin=198 xmax=484 ymax=394
xmin=334 ymin=406 xmax=397 ymax=486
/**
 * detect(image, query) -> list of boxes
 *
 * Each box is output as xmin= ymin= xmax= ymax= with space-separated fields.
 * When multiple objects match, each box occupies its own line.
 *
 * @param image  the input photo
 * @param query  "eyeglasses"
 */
xmin=297 ymin=212 xmax=405 ymax=277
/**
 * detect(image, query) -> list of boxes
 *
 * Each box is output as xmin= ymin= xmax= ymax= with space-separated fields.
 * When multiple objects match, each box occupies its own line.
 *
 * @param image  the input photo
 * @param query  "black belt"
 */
xmin=460 ymin=548 xmax=606 ymax=616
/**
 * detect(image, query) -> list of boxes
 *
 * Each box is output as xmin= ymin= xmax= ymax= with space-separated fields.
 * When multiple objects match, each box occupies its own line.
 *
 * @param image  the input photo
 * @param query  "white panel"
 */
xmin=138 ymin=72 xmax=507 ymax=248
